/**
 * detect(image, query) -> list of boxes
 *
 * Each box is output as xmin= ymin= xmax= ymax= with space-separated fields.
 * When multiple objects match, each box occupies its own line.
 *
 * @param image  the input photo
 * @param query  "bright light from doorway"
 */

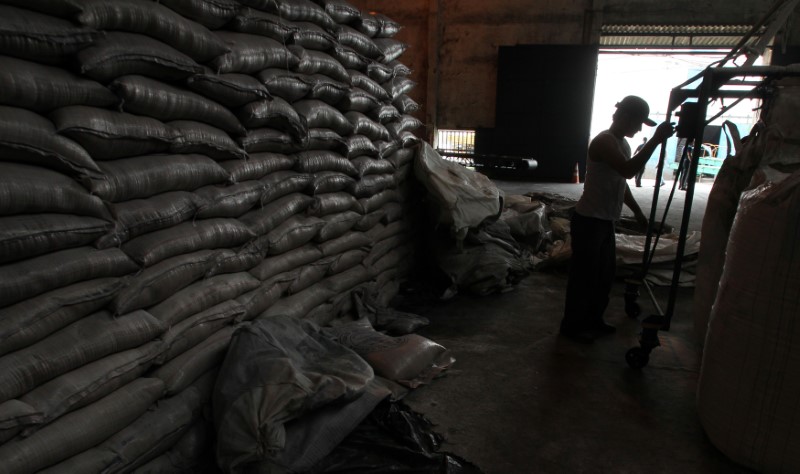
xmin=591 ymin=51 xmax=763 ymax=177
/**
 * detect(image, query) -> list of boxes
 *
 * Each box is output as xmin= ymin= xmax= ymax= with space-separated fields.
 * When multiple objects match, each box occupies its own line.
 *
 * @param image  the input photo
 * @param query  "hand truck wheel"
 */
xmin=625 ymin=300 xmax=641 ymax=319
xmin=625 ymin=347 xmax=650 ymax=369
xmin=624 ymin=282 xmax=641 ymax=319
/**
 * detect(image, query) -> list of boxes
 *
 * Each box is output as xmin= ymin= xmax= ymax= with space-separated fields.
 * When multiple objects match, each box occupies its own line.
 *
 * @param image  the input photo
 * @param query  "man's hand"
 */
xmin=643 ymin=219 xmax=672 ymax=235
xmin=635 ymin=212 xmax=648 ymax=230
xmin=652 ymin=121 xmax=676 ymax=143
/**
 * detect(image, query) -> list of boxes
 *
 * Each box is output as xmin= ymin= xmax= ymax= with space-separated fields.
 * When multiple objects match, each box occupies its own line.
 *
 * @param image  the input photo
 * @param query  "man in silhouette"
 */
xmin=560 ymin=96 xmax=675 ymax=343
xmin=679 ymin=144 xmax=694 ymax=191
xmin=633 ymin=137 xmax=647 ymax=187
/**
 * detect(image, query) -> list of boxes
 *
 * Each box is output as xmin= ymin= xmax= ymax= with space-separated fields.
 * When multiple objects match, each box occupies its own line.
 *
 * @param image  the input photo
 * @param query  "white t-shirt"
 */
xmin=575 ymin=130 xmax=630 ymax=221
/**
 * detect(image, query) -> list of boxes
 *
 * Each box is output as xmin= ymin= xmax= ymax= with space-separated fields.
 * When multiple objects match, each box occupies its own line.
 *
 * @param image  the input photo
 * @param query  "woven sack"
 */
xmin=256 ymin=68 xmax=312 ymax=102
xmin=89 ymin=154 xmax=230 ymax=202
xmin=249 ymin=244 xmax=322 ymax=281
xmin=211 ymin=32 xmax=300 ymax=74
xmin=294 ymin=150 xmax=357 ymax=175
xmin=158 ymin=0 xmax=240 ymax=29
xmin=39 ymin=373 xmax=210 ymax=474
xmin=345 ymin=111 xmax=391 ymax=141
xmin=78 ymin=32 xmax=203 ymax=83
xmin=149 ymin=272 xmax=260 ymax=326
xmin=0 ymin=378 xmax=164 ymax=474
xmin=111 ymin=250 xmax=217 ymax=315
xmin=0 ymin=247 xmax=137 ymax=308
xmin=0 ymin=56 xmax=117 ymax=112
xmin=0 ymin=106 xmax=100 ymax=180
xmin=0 ymin=5 xmax=96 ymax=65
xmin=13 ymin=341 xmax=164 ymax=436
xmin=220 ymin=152 xmax=294 ymax=182
xmin=194 ymin=181 xmax=265 ymax=219
xmin=698 ymin=170 xmax=800 ymax=473
xmin=294 ymin=99 xmax=354 ymax=136
xmin=0 ymin=214 xmax=111 ymax=264
xmin=122 ymin=218 xmax=255 ymax=267
xmin=110 ymin=75 xmax=245 ymax=136
xmin=0 ymin=278 xmax=121 ymax=357
xmin=76 ymin=0 xmax=229 ymax=62
xmin=50 ymin=105 xmax=178 ymax=161
xmin=0 ymin=163 xmax=108 ymax=218
xmin=0 ymin=310 xmax=165 ymax=403
xmin=186 ymin=72 xmax=272 ymax=108
xmin=169 ymin=120 xmax=248 ymax=161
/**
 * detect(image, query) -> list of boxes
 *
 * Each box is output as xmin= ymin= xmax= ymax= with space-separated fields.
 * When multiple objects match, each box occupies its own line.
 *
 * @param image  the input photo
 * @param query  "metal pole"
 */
xmin=642 ymin=106 xmax=674 ymax=269
xmin=664 ymin=70 xmax=712 ymax=330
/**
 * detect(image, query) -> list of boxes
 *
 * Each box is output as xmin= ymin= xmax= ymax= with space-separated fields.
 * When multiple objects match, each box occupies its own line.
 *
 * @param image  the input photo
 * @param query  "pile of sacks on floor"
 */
xmin=413 ymin=144 xmax=532 ymax=298
xmin=214 ymin=289 xmax=469 ymax=473
xmin=500 ymin=190 xmax=700 ymax=286
xmin=405 ymin=144 xmax=697 ymax=298
xmin=0 ymin=0 xmax=450 ymax=472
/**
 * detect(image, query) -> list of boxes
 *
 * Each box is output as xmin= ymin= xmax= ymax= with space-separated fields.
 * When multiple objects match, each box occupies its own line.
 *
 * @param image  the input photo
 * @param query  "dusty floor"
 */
xmin=402 ymin=176 xmax=753 ymax=473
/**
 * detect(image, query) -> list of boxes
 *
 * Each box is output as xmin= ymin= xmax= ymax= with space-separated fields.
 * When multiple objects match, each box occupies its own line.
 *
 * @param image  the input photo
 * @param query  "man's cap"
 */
xmin=616 ymin=95 xmax=656 ymax=126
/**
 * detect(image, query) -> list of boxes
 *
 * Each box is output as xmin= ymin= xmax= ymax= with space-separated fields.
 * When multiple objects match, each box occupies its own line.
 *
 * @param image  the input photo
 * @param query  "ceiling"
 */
xmin=600 ymin=24 xmax=767 ymax=49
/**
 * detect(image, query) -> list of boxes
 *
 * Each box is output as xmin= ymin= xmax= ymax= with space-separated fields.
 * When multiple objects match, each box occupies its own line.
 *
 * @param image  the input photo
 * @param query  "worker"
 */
xmin=633 ymin=137 xmax=647 ymax=187
xmin=679 ymin=144 xmax=693 ymax=191
xmin=560 ymin=96 xmax=675 ymax=343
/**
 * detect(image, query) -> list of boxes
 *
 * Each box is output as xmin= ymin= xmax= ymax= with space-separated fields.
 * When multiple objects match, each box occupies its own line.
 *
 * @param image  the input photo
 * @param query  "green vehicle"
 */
xmin=670 ymin=143 xmax=722 ymax=179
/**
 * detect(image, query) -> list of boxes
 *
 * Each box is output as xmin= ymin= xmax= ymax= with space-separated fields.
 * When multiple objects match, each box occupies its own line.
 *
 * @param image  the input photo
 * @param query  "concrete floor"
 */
xmin=402 ymin=176 xmax=753 ymax=473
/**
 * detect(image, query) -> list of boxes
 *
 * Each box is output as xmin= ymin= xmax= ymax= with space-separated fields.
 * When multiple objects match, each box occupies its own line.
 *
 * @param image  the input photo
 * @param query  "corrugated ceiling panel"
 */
xmin=602 ymin=25 xmax=754 ymax=35
xmin=600 ymin=24 xmax=764 ymax=48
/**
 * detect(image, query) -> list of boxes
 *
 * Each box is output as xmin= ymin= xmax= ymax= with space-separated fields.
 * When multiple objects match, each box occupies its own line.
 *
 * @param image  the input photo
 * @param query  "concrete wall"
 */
xmin=351 ymin=0 xmax=784 ymax=134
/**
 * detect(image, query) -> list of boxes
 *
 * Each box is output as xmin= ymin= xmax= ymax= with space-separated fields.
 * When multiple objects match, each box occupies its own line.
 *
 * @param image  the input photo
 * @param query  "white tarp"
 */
xmin=615 ymin=231 xmax=701 ymax=266
xmin=414 ymin=143 xmax=503 ymax=240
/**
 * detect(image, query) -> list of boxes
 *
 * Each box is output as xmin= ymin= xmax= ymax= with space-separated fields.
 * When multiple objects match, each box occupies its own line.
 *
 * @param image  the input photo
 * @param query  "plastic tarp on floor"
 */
xmin=213 ymin=315 xmax=381 ymax=474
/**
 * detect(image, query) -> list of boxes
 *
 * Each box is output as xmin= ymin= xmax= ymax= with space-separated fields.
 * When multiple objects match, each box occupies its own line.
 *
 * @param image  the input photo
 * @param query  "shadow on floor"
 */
xmin=401 ymin=179 xmax=753 ymax=473
xmin=402 ymin=271 xmax=752 ymax=474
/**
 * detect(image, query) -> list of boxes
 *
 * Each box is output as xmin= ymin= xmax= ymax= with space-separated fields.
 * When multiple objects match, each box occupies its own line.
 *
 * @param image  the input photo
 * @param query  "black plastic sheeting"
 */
xmin=310 ymin=400 xmax=483 ymax=474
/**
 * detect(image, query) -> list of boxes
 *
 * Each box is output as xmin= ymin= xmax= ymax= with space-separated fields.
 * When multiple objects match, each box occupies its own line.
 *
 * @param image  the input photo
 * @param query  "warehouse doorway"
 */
xmin=591 ymin=50 xmax=764 ymax=183
xmin=592 ymin=25 xmax=768 ymax=183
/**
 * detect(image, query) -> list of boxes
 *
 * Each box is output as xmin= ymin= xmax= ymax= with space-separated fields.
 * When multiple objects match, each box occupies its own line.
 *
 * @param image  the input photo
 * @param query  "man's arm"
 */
xmin=591 ymin=122 xmax=675 ymax=178
xmin=624 ymin=184 xmax=647 ymax=226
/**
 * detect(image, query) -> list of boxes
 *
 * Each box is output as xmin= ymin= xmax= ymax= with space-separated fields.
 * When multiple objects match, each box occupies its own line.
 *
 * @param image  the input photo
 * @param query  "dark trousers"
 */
xmin=634 ymin=168 xmax=644 ymax=187
xmin=561 ymin=212 xmax=616 ymax=332
xmin=679 ymin=158 xmax=691 ymax=189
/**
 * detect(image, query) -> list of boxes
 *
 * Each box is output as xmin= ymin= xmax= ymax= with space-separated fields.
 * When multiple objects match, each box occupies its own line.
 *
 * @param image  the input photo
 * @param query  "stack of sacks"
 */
xmin=0 ymin=0 xmax=421 ymax=471
xmin=0 ymin=2 xmax=235 ymax=472
xmin=207 ymin=0 xmax=421 ymax=326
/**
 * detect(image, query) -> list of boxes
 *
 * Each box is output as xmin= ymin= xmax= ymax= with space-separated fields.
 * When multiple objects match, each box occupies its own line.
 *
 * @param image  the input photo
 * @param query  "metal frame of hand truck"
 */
xmin=623 ymin=0 xmax=800 ymax=368
xmin=623 ymin=65 xmax=800 ymax=368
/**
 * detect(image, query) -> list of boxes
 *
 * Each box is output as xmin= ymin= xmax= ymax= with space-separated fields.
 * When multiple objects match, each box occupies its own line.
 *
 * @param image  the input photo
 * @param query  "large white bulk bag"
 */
xmin=697 ymin=169 xmax=800 ymax=472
